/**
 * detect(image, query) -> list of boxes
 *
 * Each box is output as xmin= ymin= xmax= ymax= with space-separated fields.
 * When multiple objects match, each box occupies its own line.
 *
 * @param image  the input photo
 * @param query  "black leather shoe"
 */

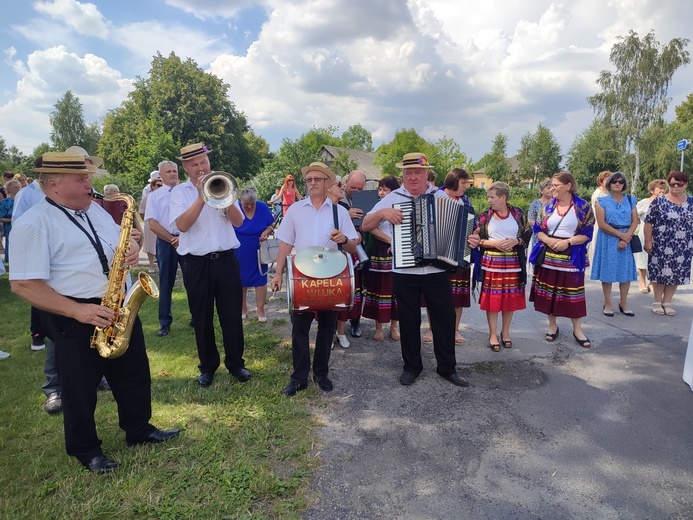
xmin=281 ymin=381 xmax=307 ymax=396
xmin=198 ymin=372 xmax=214 ymax=387
xmin=440 ymin=372 xmax=469 ymax=387
xmin=127 ymin=428 xmax=180 ymax=446
xmin=399 ymin=371 xmax=418 ymax=386
xmin=350 ymin=322 xmax=362 ymax=338
xmin=81 ymin=454 xmax=118 ymax=474
xmin=157 ymin=325 xmax=170 ymax=337
xmin=315 ymin=376 xmax=333 ymax=392
xmin=231 ymin=368 xmax=252 ymax=382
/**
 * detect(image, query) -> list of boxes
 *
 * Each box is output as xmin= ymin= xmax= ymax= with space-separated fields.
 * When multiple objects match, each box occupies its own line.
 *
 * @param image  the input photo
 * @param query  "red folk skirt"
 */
xmin=362 ymin=239 xmax=398 ymax=323
xmin=529 ymin=250 xmax=586 ymax=318
xmin=479 ymin=249 xmax=526 ymax=313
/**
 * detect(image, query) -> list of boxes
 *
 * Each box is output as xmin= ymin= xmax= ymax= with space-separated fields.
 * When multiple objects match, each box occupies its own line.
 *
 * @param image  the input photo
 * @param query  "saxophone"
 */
xmin=90 ymin=192 xmax=159 ymax=359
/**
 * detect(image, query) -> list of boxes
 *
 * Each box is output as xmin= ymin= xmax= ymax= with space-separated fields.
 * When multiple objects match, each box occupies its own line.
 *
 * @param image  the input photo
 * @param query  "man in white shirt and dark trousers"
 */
xmin=170 ymin=143 xmax=250 ymax=387
xmin=145 ymin=160 xmax=184 ymax=337
xmin=363 ymin=152 xmax=479 ymax=388
xmin=271 ymin=162 xmax=359 ymax=396
xmin=10 ymin=152 xmax=179 ymax=473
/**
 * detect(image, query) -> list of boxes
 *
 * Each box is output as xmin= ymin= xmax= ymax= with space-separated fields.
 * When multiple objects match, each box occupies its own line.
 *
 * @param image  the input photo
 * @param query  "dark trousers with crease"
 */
xmin=156 ymin=238 xmax=185 ymax=328
xmin=39 ymin=306 xmax=154 ymax=463
xmin=290 ymin=311 xmax=338 ymax=385
xmin=182 ymin=250 xmax=245 ymax=375
xmin=393 ymin=271 xmax=457 ymax=376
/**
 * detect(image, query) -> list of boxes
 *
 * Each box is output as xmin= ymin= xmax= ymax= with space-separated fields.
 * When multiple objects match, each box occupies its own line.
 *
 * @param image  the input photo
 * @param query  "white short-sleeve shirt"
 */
xmin=9 ymin=199 xmax=120 ymax=298
xmin=368 ymin=186 xmax=446 ymax=275
xmin=145 ymin=185 xmax=180 ymax=235
xmin=274 ymin=197 xmax=357 ymax=251
xmin=169 ymin=179 xmax=241 ymax=255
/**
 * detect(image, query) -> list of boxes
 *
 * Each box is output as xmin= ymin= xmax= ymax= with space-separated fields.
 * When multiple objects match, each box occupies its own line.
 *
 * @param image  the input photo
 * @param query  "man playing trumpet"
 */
xmin=170 ymin=142 xmax=250 ymax=387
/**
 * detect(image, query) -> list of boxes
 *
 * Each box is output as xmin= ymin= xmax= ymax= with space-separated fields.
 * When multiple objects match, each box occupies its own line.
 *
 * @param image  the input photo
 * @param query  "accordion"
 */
xmin=392 ymin=194 xmax=475 ymax=270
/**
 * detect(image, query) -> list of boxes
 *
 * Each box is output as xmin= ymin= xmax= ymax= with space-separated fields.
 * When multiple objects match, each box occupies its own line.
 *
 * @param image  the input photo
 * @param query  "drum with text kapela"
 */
xmin=286 ymin=252 xmax=354 ymax=313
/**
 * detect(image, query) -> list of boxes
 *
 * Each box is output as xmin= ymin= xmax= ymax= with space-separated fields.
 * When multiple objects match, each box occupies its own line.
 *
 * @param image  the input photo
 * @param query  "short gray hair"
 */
xmin=240 ymin=187 xmax=258 ymax=203
xmin=103 ymin=184 xmax=120 ymax=195
xmin=488 ymin=181 xmax=510 ymax=200
xmin=538 ymin=179 xmax=552 ymax=191
xmin=158 ymin=160 xmax=177 ymax=171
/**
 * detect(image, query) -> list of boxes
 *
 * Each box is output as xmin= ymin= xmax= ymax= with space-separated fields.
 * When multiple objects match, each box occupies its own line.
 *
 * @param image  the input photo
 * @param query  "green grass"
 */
xmin=0 ymin=269 xmax=318 ymax=519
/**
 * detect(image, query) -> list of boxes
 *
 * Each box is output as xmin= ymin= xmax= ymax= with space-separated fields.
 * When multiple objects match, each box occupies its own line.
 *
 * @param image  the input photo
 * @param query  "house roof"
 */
xmin=472 ymin=155 xmax=520 ymax=175
xmin=319 ymin=145 xmax=381 ymax=180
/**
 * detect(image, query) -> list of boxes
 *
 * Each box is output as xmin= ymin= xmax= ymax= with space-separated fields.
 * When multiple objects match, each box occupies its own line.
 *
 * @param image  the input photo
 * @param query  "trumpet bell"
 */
xmin=200 ymin=171 xmax=239 ymax=209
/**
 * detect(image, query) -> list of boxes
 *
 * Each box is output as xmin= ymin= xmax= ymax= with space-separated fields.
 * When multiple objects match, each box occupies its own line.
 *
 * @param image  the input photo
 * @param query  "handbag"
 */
xmin=258 ymin=237 xmax=279 ymax=275
xmin=627 ymin=196 xmax=643 ymax=253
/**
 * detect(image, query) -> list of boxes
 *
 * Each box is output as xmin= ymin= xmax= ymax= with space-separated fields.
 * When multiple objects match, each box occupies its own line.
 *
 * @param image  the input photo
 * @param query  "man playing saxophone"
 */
xmin=10 ymin=152 xmax=179 ymax=474
xmin=170 ymin=142 xmax=250 ymax=387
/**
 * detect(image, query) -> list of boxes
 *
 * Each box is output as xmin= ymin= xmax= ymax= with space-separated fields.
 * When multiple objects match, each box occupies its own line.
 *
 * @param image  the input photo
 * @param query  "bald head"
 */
xmin=345 ymin=170 xmax=366 ymax=199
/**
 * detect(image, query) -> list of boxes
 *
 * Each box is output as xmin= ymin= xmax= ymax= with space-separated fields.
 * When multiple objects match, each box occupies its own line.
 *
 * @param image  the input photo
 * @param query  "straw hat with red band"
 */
xmin=31 ymin=152 xmax=98 ymax=174
xmin=395 ymin=152 xmax=433 ymax=169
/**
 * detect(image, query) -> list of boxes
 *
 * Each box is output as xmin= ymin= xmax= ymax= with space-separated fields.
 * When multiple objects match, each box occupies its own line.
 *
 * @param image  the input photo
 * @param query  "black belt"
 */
xmin=188 ymin=249 xmax=234 ymax=260
xmin=65 ymin=296 xmax=102 ymax=304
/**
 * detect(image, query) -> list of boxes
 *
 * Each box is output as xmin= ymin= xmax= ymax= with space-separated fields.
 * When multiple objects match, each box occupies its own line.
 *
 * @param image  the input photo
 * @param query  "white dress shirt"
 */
xmin=12 ymin=182 xmax=45 ymax=222
xmin=145 ymin=184 xmax=180 ymax=234
xmin=368 ymin=185 xmax=446 ymax=275
xmin=9 ymin=199 xmax=120 ymax=298
xmin=169 ymin=179 xmax=241 ymax=255
xmin=275 ymin=197 xmax=357 ymax=251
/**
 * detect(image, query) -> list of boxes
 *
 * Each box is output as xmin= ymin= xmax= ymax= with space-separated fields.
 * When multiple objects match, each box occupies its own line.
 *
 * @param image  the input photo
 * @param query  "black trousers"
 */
xmin=39 ymin=306 xmax=154 ymax=462
xmin=156 ymin=238 xmax=185 ymax=327
xmin=393 ymin=271 xmax=457 ymax=376
xmin=290 ymin=311 xmax=338 ymax=385
xmin=30 ymin=305 xmax=45 ymax=338
xmin=182 ymin=250 xmax=245 ymax=374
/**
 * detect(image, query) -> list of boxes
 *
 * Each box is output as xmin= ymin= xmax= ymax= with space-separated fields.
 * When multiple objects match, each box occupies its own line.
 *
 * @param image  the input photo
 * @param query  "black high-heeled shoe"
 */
xmin=603 ymin=305 xmax=614 ymax=317
xmin=500 ymin=333 xmax=513 ymax=348
xmin=545 ymin=327 xmax=559 ymax=342
xmin=573 ymin=332 xmax=591 ymax=348
xmin=618 ymin=304 xmax=634 ymax=317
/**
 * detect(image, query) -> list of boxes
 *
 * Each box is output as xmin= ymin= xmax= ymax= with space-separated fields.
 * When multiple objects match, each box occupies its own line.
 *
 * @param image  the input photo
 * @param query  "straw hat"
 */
xmin=31 ymin=152 xmax=98 ymax=174
xmin=395 ymin=152 xmax=433 ymax=169
xmin=300 ymin=161 xmax=336 ymax=182
xmin=149 ymin=170 xmax=161 ymax=180
xmin=64 ymin=146 xmax=103 ymax=169
xmin=178 ymin=142 xmax=213 ymax=161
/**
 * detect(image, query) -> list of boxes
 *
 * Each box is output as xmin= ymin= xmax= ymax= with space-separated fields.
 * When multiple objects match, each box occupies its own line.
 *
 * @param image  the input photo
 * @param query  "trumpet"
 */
xmin=199 ymin=171 xmax=239 ymax=210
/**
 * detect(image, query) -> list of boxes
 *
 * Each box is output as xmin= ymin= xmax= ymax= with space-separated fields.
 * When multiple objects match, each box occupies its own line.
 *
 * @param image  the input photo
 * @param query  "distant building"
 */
xmin=319 ymin=146 xmax=381 ymax=188
xmin=471 ymin=156 xmax=533 ymax=188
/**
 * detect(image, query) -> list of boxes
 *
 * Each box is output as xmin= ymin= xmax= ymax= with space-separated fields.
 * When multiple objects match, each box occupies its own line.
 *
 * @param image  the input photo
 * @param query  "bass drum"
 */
xmin=287 ymin=252 xmax=354 ymax=313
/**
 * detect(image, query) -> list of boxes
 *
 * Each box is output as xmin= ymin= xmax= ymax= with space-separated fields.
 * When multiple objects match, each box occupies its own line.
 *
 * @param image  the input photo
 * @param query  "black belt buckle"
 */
xmin=210 ymin=252 xmax=219 ymax=260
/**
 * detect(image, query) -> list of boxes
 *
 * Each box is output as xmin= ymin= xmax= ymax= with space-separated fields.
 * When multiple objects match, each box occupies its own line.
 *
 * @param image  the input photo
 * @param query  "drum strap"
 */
xmin=332 ymin=203 xmax=343 ymax=251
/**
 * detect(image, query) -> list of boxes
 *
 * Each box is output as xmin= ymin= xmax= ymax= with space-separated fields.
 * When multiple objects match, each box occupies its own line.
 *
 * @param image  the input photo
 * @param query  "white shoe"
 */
xmin=241 ymin=314 xmax=247 ymax=319
xmin=0 ymin=350 xmax=9 ymax=360
xmin=336 ymin=334 xmax=350 ymax=349
xmin=257 ymin=315 xmax=267 ymax=322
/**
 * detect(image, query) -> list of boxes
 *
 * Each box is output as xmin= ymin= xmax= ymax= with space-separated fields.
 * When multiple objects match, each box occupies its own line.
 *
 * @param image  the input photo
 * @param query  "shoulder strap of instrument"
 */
xmin=332 ymin=202 xmax=343 ymax=251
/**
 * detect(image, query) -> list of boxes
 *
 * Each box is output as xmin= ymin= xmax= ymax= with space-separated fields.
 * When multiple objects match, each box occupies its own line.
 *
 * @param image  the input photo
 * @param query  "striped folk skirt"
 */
xmin=362 ymin=239 xmax=398 ymax=323
xmin=450 ymin=267 xmax=471 ymax=308
xmin=479 ymin=249 xmax=526 ymax=313
xmin=529 ymin=250 xmax=586 ymax=318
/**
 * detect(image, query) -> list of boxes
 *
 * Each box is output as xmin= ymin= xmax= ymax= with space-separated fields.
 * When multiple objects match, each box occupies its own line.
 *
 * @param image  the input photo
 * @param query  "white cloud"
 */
xmin=33 ymin=0 xmax=110 ymax=38
xmin=0 ymin=46 xmax=133 ymax=154
xmin=163 ymin=0 xmax=265 ymax=20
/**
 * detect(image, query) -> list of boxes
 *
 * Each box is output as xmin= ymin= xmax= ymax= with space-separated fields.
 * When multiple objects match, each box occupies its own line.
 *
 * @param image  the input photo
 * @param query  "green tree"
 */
xmin=516 ymin=124 xmax=562 ymax=187
xmin=426 ymin=135 xmax=469 ymax=185
xmin=566 ymin=119 xmax=625 ymax=188
xmin=98 ymin=52 xmax=258 ymax=183
xmin=587 ymin=30 xmax=690 ymax=193
xmin=375 ymin=128 xmax=432 ymax=176
xmin=340 ymin=124 xmax=373 ymax=151
xmin=472 ymin=133 xmax=511 ymax=184
xmin=49 ymin=91 xmax=88 ymax=152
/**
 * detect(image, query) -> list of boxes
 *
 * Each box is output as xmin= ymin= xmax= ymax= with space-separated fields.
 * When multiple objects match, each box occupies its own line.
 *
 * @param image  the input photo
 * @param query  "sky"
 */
xmin=1 ymin=0 xmax=692 ymax=165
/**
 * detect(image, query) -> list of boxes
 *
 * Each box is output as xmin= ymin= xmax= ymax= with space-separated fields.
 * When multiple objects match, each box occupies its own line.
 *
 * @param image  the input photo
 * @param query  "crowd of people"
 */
xmin=2 ymin=141 xmax=693 ymax=473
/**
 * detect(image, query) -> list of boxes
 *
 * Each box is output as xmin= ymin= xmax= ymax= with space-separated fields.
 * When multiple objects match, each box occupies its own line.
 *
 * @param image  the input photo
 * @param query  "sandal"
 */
xmin=500 ymin=334 xmax=512 ymax=348
xmin=374 ymin=330 xmax=384 ymax=341
xmin=545 ymin=327 xmax=559 ymax=342
xmin=662 ymin=303 xmax=677 ymax=316
xmin=390 ymin=327 xmax=400 ymax=341
xmin=652 ymin=302 xmax=665 ymax=315
xmin=488 ymin=338 xmax=501 ymax=352
xmin=573 ymin=332 xmax=591 ymax=348
xmin=422 ymin=330 xmax=433 ymax=344
xmin=455 ymin=332 xmax=465 ymax=345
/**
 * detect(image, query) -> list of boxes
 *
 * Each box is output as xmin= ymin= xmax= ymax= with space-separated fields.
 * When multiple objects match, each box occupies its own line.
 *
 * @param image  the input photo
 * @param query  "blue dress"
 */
xmin=590 ymin=194 xmax=637 ymax=283
xmin=234 ymin=202 xmax=275 ymax=287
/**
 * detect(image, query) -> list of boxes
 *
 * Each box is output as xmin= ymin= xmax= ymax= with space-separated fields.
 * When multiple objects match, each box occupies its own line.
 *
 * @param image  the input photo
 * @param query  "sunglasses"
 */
xmin=669 ymin=181 xmax=685 ymax=188
xmin=610 ymin=179 xmax=625 ymax=185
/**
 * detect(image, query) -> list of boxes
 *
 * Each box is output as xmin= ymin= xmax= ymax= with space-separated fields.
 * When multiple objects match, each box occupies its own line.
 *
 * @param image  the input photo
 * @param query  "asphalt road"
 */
xmin=298 ymin=273 xmax=693 ymax=519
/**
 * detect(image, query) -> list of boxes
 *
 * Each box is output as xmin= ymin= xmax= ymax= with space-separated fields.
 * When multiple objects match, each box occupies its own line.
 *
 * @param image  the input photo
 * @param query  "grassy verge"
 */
xmin=0 ymin=269 xmax=318 ymax=518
